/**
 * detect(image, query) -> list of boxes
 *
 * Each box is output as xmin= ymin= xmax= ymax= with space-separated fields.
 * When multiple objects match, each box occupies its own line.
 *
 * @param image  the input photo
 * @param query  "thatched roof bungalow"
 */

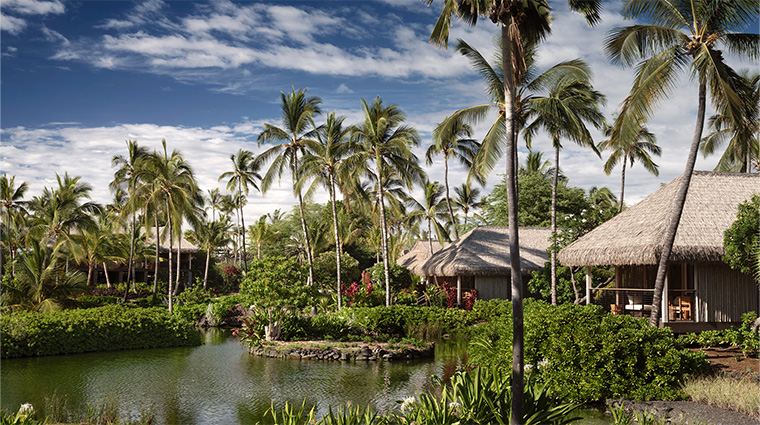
xmin=397 ymin=240 xmax=442 ymax=275
xmin=559 ymin=171 xmax=759 ymax=331
xmin=416 ymin=226 xmax=551 ymax=301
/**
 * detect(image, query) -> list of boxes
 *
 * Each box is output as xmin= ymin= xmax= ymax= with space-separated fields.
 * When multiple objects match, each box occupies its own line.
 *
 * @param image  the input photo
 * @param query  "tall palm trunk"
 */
xmin=551 ymin=142 xmax=559 ymax=305
xmin=203 ymin=247 xmax=210 ymax=290
xmin=103 ymin=262 xmax=112 ymax=288
xmin=166 ymin=199 xmax=174 ymax=313
xmin=503 ymin=23 xmax=524 ymax=425
xmin=128 ymin=194 xmax=137 ymax=292
xmin=293 ymin=153 xmax=314 ymax=286
xmin=649 ymin=81 xmax=707 ymax=327
xmin=87 ymin=263 xmax=94 ymax=286
xmin=329 ymin=173 xmax=343 ymax=310
xmin=377 ymin=156 xmax=392 ymax=307
xmin=6 ymin=209 xmax=14 ymax=278
xmin=444 ymin=156 xmax=458 ymax=239
xmin=174 ymin=231 xmax=182 ymax=295
xmin=427 ymin=219 xmax=435 ymax=254
xmin=619 ymin=156 xmax=627 ymax=213
xmin=238 ymin=181 xmax=248 ymax=274
xmin=152 ymin=213 xmax=160 ymax=303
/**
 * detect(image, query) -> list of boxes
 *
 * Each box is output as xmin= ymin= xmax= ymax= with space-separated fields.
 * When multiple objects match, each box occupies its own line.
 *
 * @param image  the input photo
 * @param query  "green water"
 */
xmin=1 ymin=329 xmax=611 ymax=424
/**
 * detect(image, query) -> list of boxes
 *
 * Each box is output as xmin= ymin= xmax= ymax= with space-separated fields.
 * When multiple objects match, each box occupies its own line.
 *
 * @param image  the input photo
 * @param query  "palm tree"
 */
xmin=524 ymin=74 xmax=606 ymax=306
xmin=219 ymin=149 xmax=262 ymax=274
xmin=352 ymin=97 xmax=425 ymax=306
xmin=1 ymin=174 xmax=28 ymax=277
xmin=188 ymin=217 xmax=232 ymax=289
xmin=257 ymin=87 xmax=322 ymax=286
xmin=300 ymin=112 xmax=354 ymax=310
xmin=407 ymin=181 xmax=449 ymax=253
xmin=1 ymin=238 xmax=87 ymax=312
xmin=248 ymin=215 xmax=270 ymax=260
xmin=111 ymin=140 xmax=149 ymax=294
xmin=588 ymin=186 xmax=619 ymax=212
xmin=139 ymin=141 xmax=200 ymax=312
xmin=428 ymin=1 xmax=602 ymax=412
xmin=206 ymin=188 xmax=224 ymax=222
xmin=427 ymin=116 xmax=481 ymax=240
xmin=453 ymin=183 xmax=482 ymax=229
xmin=604 ymin=0 xmax=758 ymax=327
xmin=700 ymin=72 xmax=759 ymax=173
xmin=599 ymin=116 xmax=660 ymax=213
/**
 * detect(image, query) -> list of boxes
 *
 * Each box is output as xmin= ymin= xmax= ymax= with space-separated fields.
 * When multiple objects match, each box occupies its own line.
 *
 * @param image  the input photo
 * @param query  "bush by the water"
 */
xmin=340 ymin=305 xmax=474 ymax=340
xmin=1 ymin=305 xmax=201 ymax=358
xmin=469 ymin=300 xmax=710 ymax=402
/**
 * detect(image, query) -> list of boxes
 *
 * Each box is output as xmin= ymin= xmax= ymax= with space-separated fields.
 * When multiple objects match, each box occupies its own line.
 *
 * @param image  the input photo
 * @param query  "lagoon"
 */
xmin=2 ymin=329 xmax=611 ymax=424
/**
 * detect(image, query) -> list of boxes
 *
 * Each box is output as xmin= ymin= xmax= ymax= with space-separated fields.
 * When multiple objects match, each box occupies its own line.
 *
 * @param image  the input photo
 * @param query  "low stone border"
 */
xmin=607 ymin=399 xmax=760 ymax=425
xmin=248 ymin=342 xmax=435 ymax=362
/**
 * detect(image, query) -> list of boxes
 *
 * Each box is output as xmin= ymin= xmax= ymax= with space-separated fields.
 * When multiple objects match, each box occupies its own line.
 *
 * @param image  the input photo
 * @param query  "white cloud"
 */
xmin=1 ymin=0 xmax=64 ymax=34
xmin=1 ymin=12 xmax=27 ymax=34
xmin=336 ymin=83 xmax=353 ymax=94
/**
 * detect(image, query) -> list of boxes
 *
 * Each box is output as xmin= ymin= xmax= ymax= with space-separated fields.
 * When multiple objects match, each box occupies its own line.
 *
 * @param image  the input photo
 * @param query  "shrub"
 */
xmin=469 ymin=300 xmax=710 ymax=403
xmin=174 ymin=286 xmax=212 ymax=305
xmin=678 ymin=311 xmax=759 ymax=357
xmin=313 ymin=252 xmax=361 ymax=292
xmin=367 ymin=262 xmax=414 ymax=293
xmin=340 ymin=305 xmax=473 ymax=340
xmin=218 ymin=263 xmax=242 ymax=293
xmin=341 ymin=281 xmax=385 ymax=307
xmin=240 ymin=257 xmax=312 ymax=307
xmin=1 ymin=305 xmax=201 ymax=358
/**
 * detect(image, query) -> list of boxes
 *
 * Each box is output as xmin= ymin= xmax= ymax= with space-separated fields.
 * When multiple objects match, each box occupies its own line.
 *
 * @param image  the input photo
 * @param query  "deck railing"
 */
xmin=592 ymin=288 xmax=655 ymax=318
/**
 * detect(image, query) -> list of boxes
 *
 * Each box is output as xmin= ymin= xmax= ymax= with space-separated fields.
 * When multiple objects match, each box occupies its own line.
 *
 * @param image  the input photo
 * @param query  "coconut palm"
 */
xmin=352 ymin=97 xmax=425 ymax=306
xmin=1 ymin=174 xmax=28 ymax=277
xmin=111 ymin=140 xmax=149 ymax=293
xmin=700 ymin=71 xmax=759 ymax=173
xmin=453 ymin=183 xmax=482 ymax=229
xmin=138 ymin=141 xmax=200 ymax=312
xmin=407 ymin=181 xmax=450 ymax=254
xmin=219 ymin=149 xmax=262 ymax=274
xmin=427 ymin=116 xmax=481 ymax=239
xmin=188 ymin=217 xmax=232 ymax=289
xmin=599 ymin=116 xmax=660 ymax=213
xmin=206 ymin=188 xmax=224 ymax=222
xmin=604 ymin=0 xmax=758 ymax=327
xmin=523 ymin=74 xmax=606 ymax=306
xmin=300 ymin=112 xmax=354 ymax=309
xmin=248 ymin=215 xmax=271 ymax=260
xmin=257 ymin=87 xmax=322 ymax=286
xmin=1 ymin=238 xmax=87 ymax=312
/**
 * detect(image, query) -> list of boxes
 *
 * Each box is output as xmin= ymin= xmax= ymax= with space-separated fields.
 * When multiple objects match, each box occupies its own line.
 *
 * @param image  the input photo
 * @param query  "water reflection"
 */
xmin=2 ymin=329 xmax=467 ymax=424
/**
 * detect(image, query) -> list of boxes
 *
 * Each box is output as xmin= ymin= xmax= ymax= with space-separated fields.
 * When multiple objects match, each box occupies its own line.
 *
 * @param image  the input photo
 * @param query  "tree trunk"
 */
xmin=174 ymin=229 xmax=182 ymax=296
xmin=551 ymin=142 xmax=559 ymax=305
xmin=152 ymin=213 xmax=160 ymax=304
xmin=502 ymin=22 xmax=524 ymax=425
xmin=238 ymin=181 xmax=248 ymax=274
xmin=167 ymin=200 xmax=174 ymax=313
xmin=293 ymin=152 xmax=314 ymax=286
xmin=377 ymin=156 xmax=392 ymax=307
xmin=649 ymin=81 xmax=707 ymax=327
xmin=619 ymin=156 xmax=627 ymax=213
xmin=129 ymin=196 xmax=137 ymax=292
xmin=203 ymin=248 xmax=210 ymax=290
xmin=444 ymin=156 xmax=458 ymax=239
xmin=330 ymin=173 xmax=343 ymax=310
xmin=87 ymin=263 xmax=94 ymax=286
xmin=103 ymin=262 xmax=112 ymax=288
xmin=6 ymin=209 xmax=13 ymax=279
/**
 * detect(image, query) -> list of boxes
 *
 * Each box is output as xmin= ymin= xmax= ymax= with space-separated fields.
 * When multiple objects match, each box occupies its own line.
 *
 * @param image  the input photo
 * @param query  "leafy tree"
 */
xmin=407 ymin=181 xmax=450 ymax=252
xmin=605 ymin=0 xmax=758 ymax=327
xmin=258 ymin=88 xmax=322 ymax=286
xmin=723 ymin=194 xmax=760 ymax=279
xmin=482 ymin=171 xmax=589 ymax=228
xmin=188 ymin=217 xmax=232 ymax=289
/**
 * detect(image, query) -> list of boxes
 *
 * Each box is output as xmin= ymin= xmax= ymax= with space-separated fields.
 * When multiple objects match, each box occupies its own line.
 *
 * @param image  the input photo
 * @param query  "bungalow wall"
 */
xmin=696 ymin=263 xmax=758 ymax=323
xmin=476 ymin=276 xmax=509 ymax=300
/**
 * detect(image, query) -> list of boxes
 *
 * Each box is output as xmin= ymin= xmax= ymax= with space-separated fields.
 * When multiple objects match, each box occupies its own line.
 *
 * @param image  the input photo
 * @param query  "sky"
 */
xmin=1 ymin=0 xmax=757 ymax=228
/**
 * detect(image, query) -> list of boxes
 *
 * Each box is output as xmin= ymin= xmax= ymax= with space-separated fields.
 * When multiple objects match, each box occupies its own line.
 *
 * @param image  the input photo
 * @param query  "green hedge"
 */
xmin=339 ymin=305 xmax=475 ymax=339
xmin=1 ymin=305 xmax=201 ymax=358
xmin=469 ymin=300 xmax=710 ymax=402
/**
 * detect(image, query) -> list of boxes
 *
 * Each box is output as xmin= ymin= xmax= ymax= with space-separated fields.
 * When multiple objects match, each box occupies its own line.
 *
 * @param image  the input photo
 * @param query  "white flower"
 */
xmin=400 ymin=396 xmax=416 ymax=413
xmin=581 ymin=219 xmax=587 ymax=223
xmin=538 ymin=358 xmax=550 ymax=369
xmin=19 ymin=403 xmax=34 ymax=416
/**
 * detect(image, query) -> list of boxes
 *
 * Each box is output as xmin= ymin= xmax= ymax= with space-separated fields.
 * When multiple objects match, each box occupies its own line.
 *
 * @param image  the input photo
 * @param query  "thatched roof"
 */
xmin=559 ymin=171 xmax=759 ymax=266
xmin=397 ymin=240 xmax=442 ymax=275
xmin=418 ymin=226 xmax=551 ymax=276
xmin=146 ymin=227 xmax=199 ymax=254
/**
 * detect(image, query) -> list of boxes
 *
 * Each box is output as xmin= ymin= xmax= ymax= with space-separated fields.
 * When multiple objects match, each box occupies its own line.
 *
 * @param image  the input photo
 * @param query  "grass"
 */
xmin=683 ymin=373 xmax=760 ymax=417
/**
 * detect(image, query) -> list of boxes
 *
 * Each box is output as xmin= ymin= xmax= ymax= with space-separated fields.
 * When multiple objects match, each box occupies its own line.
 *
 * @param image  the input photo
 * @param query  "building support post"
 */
xmin=457 ymin=276 xmax=462 ymax=306
xmin=585 ymin=266 xmax=592 ymax=305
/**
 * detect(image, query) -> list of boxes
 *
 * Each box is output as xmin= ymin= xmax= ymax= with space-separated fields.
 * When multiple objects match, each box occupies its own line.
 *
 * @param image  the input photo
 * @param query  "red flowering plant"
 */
xmin=463 ymin=289 xmax=479 ymax=311
xmin=341 ymin=281 xmax=383 ymax=307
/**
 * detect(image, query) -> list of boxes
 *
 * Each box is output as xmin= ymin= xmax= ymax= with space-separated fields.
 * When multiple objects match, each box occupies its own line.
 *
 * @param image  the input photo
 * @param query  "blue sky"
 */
xmin=2 ymin=0 xmax=757 ymax=225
